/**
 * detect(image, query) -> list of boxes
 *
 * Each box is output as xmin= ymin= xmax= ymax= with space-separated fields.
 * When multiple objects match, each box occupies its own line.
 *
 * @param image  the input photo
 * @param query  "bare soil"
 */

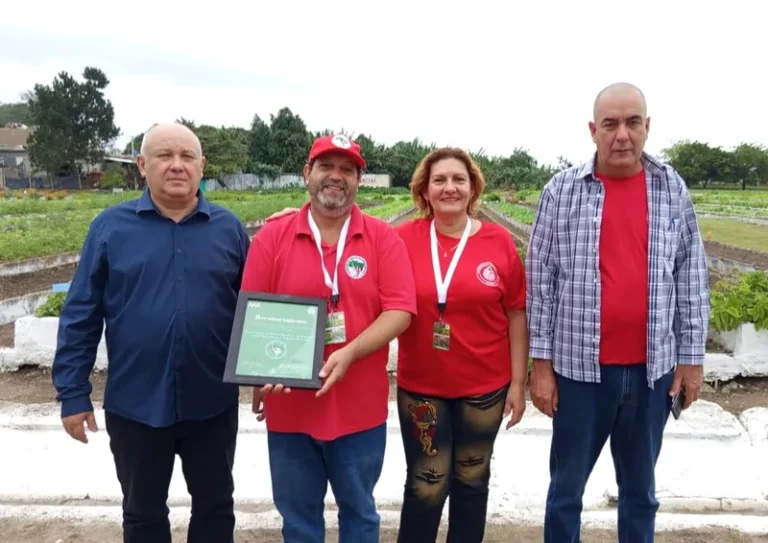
xmin=0 ymin=263 xmax=78 ymax=302
xmin=0 ymin=518 xmax=764 ymax=543
xmin=0 ymin=323 xmax=13 ymax=348
xmin=0 ymin=367 xmax=765 ymax=416
xmin=705 ymin=239 xmax=768 ymax=269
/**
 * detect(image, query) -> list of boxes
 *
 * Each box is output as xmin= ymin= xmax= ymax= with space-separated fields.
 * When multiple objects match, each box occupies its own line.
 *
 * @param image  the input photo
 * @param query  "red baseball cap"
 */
xmin=308 ymin=134 xmax=367 ymax=169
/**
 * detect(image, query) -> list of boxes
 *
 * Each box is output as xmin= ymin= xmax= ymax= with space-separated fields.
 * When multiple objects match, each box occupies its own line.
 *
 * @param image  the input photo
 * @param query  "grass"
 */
xmin=486 ymin=201 xmax=535 ymax=224
xmin=699 ymin=218 xmax=768 ymax=253
xmin=364 ymin=196 xmax=413 ymax=219
xmin=0 ymin=190 xmax=413 ymax=263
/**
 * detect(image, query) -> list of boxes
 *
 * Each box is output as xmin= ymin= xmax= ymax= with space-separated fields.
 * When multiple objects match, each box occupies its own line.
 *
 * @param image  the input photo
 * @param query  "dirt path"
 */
xmin=0 ymin=518 xmax=764 ymax=543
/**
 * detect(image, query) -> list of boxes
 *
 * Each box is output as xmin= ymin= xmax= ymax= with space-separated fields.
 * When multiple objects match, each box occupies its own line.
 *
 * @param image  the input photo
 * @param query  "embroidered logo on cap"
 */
xmin=331 ymin=134 xmax=352 ymax=149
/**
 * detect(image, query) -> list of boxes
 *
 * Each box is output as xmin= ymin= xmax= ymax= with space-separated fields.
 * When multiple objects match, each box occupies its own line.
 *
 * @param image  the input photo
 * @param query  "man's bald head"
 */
xmin=593 ymin=82 xmax=647 ymax=121
xmin=140 ymin=123 xmax=202 ymax=158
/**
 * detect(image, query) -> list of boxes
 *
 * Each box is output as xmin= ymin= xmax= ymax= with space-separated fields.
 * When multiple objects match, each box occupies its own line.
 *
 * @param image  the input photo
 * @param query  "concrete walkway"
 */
xmin=1 ymin=399 xmax=767 ymax=533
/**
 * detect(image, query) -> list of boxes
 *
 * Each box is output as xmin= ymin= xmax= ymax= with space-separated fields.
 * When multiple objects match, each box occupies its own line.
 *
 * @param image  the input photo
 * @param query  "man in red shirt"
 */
xmin=527 ymin=83 xmax=709 ymax=542
xmin=241 ymin=134 xmax=417 ymax=543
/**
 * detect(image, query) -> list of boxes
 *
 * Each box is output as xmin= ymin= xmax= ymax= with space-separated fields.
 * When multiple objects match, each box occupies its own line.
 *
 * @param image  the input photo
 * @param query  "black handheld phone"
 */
xmin=671 ymin=388 xmax=686 ymax=420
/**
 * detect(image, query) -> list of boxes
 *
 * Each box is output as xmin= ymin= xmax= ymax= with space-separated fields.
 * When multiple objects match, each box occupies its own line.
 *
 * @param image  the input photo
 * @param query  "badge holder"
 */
xmin=432 ymin=302 xmax=450 ymax=351
xmin=325 ymin=294 xmax=346 ymax=345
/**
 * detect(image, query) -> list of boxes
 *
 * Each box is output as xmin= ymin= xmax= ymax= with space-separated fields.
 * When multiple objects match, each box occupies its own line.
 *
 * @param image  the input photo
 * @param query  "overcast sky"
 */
xmin=1 ymin=0 xmax=764 ymax=166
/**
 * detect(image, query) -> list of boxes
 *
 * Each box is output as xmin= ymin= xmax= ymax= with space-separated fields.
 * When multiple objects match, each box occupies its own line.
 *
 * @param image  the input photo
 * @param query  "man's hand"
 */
xmin=530 ymin=359 xmax=558 ymax=418
xmin=503 ymin=381 xmax=526 ymax=429
xmin=316 ymin=347 xmax=355 ymax=397
xmin=259 ymin=383 xmax=291 ymax=395
xmin=265 ymin=207 xmax=300 ymax=222
xmin=252 ymin=388 xmax=267 ymax=422
xmin=62 ymin=412 xmax=98 ymax=444
xmin=669 ymin=364 xmax=703 ymax=409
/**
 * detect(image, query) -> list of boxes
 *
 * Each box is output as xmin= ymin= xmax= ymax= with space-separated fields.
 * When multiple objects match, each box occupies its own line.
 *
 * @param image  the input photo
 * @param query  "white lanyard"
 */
xmin=307 ymin=210 xmax=351 ymax=307
xmin=430 ymin=218 xmax=472 ymax=313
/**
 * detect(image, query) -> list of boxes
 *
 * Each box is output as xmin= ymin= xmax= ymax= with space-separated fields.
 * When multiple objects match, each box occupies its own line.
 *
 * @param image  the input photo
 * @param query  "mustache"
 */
xmin=321 ymin=181 xmax=346 ymax=190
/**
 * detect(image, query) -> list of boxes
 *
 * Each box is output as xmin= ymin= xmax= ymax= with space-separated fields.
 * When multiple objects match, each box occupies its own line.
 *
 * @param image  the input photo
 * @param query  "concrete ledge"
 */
xmin=5 ymin=318 xmax=765 ymax=385
xmin=0 ymin=401 xmax=766 ymax=514
xmin=0 ymin=291 xmax=50 ymax=326
xmin=0 ymin=317 xmax=108 ymax=372
xmin=0 ymin=252 xmax=80 ymax=278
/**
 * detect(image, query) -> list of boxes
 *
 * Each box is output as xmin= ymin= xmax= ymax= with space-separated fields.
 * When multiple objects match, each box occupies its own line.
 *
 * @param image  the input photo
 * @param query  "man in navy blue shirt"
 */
xmin=51 ymin=122 xmax=250 ymax=543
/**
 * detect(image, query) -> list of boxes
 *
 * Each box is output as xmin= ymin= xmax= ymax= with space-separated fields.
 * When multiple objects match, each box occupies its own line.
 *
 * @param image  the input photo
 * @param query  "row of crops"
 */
xmin=0 ymin=189 xmax=414 ymax=263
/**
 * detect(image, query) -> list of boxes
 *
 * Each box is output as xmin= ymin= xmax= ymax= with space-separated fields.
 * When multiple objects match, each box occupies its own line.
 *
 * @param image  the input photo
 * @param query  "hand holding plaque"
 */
xmin=224 ymin=292 xmax=327 ymax=389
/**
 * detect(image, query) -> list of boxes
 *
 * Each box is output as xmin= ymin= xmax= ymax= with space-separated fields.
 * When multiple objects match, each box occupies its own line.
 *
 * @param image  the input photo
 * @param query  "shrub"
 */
xmin=484 ymin=193 xmax=501 ymax=202
xmin=710 ymin=270 xmax=768 ymax=332
xmin=35 ymin=292 xmax=67 ymax=317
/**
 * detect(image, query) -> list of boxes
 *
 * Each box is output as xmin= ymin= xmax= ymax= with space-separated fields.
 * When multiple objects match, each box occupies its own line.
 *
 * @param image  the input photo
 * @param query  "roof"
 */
xmin=104 ymin=156 xmax=136 ymax=164
xmin=0 ymin=127 xmax=30 ymax=150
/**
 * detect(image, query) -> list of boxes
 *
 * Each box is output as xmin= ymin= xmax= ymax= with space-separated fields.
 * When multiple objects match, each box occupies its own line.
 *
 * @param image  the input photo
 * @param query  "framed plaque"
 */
xmin=223 ymin=291 xmax=327 ymax=389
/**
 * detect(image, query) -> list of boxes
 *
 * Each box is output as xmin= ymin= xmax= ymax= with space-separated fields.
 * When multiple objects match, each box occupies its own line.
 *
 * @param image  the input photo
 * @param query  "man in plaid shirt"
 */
xmin=526 ymin=82 xmax=710 ymax=542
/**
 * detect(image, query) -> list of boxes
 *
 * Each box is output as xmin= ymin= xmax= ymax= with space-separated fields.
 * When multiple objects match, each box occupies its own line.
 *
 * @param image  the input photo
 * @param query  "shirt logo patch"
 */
xmin=476 ymin=262 xmax=499 ymax=287
xmin=331 ymin=134 xmax=352 ymax=149
xmin=345 ymin=255 xmax=368 ymax=279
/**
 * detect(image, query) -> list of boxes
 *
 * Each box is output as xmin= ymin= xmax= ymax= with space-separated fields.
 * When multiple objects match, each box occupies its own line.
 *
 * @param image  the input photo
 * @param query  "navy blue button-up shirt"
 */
xmin=52 ymin=189 xmax=251 ymax=427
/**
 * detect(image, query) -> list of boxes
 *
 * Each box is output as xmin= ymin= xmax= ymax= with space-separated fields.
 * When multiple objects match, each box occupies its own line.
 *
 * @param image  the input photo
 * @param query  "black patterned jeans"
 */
xmin=395 ymin=384 xmax=508 ymax=543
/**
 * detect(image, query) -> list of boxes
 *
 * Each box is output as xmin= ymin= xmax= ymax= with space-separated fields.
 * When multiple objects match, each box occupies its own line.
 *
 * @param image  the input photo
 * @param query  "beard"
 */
xmin=312 ymin=179 xmax=354 ymax=213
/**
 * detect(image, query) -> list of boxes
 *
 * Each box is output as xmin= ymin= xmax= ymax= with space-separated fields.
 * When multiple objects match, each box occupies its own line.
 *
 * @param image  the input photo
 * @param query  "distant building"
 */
xmin=360 ymin=173 xmax=392 ymax=188
xmin=0 ymin=125 xmax=32 ymax=186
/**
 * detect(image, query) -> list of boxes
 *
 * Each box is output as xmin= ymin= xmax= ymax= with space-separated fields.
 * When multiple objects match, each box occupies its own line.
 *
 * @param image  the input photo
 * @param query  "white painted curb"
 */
xmin=0 ymin=401 xmax=766 ymax=517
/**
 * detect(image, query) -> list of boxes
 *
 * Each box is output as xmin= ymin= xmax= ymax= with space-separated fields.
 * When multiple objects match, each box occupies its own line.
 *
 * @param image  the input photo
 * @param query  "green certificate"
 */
xmin=223 ymin=292 xmax=327 ymax=389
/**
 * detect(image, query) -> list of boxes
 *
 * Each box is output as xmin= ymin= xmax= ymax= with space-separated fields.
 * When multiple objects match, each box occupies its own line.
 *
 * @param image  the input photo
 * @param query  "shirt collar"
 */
xmin=295 ymin=201 xmax=364 ymax=240
xmin=135 ymin=187 xmax=211 ymax=218
xmin=576 ymin=151 xmax=662 ymax=182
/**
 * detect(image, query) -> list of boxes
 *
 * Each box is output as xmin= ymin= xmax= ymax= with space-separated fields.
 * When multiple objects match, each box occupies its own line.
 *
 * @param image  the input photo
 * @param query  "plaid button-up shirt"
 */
xmin=525 ymin=153 xmax=710 ymax=388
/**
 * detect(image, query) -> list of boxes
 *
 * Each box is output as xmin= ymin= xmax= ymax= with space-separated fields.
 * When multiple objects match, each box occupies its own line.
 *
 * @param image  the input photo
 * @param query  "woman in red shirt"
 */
xmin=394 ymin=147 xmax=528 ymax=543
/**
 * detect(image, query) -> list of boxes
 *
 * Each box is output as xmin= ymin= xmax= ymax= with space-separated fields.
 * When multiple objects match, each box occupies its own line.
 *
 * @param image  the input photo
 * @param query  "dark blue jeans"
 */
xmin=544 ymin=364 xmax=674 ymax=543
xmin=268 ymin=423 xmax=386 ymax=543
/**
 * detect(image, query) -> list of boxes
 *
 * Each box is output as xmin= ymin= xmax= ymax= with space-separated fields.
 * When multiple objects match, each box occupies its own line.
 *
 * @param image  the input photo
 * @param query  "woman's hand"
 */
xmin=503 ymin=381 xmax=526 ymax=429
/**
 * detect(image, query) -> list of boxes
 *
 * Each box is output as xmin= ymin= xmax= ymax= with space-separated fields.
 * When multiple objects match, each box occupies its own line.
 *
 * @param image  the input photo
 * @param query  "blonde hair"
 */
xmin=409 ymin=147 xmax=487 ymax=218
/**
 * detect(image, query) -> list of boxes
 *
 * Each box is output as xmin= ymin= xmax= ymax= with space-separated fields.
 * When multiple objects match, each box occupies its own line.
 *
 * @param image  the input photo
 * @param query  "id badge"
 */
xmin=326 ymin=311 xmax=347 ymax=344
xmin=432 ymin=321 xmax=450 ymax=351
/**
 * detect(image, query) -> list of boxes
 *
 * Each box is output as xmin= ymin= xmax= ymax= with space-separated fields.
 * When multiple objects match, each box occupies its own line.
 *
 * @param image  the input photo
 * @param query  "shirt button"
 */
xmin=178 ymin=306 xmax=184 ymax=312
xmin=176 ymin=249 xmax=182 ymax=254
xmin=178 ymin=276 xmax=184 ymax=281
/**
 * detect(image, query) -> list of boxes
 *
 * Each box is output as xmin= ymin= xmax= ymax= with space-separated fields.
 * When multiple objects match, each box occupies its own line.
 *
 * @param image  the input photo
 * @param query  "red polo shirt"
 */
xmin=395 ymin=219 xmax=527 ymax=398
xmin=241 ymin=202 xmax=417 ymax=440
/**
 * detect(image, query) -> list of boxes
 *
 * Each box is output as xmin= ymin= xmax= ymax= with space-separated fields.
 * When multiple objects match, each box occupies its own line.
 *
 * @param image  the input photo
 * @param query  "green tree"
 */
xmin=101 ymin=162 xmax=127 ymax=189
xmin=267 ymin=108 xmax=311 ymax=173
xmin=662 ymin=140 xmax=731 ymax=186
xmin=731 ymin=143 xmax=768 ymax=190
xmin=195 ymin=125 xmax=249 ymax=179
xmin=248 ymin=114 xmax=272 ymax=171
xmin=25 ymin=67 xmax=120 ymax=187
xmin=0 ymin=101 xmax=32 ymax=125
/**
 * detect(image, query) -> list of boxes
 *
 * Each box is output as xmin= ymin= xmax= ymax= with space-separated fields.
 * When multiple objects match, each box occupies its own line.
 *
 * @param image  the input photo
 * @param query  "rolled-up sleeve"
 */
xmin=52 ymin=216 xmax=108 ymax=417
xmin=673 ymin=179 xmax=710 ymax=365
xmin=526 ymin=184 xmax=558 ymax=360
